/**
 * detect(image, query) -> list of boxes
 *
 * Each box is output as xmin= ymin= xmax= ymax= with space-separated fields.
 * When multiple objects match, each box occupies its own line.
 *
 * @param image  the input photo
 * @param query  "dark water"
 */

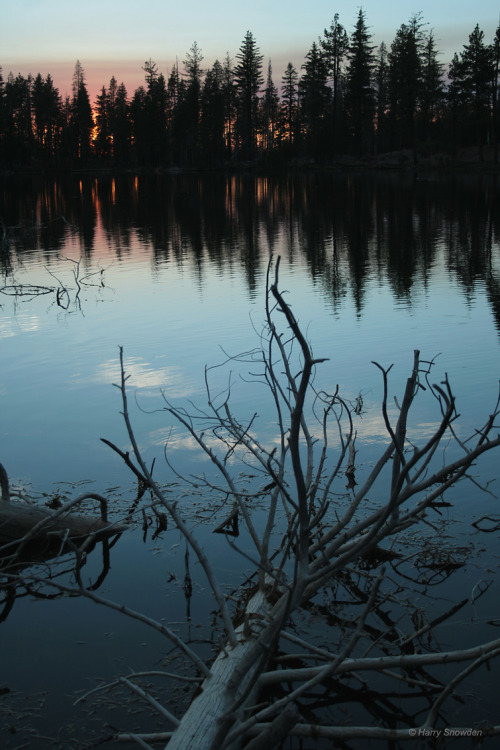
xmin=1 ymin=171 xmax=500 ymax=747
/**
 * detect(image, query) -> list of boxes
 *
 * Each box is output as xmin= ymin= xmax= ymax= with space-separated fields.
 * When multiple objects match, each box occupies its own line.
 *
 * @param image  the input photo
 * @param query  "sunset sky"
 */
xmin=2 ymin=0 xmax=498 ymax=102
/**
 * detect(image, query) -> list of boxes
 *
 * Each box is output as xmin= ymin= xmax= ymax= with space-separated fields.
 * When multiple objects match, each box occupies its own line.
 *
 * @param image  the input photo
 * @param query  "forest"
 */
xmin=1 ymin=10 xmax=500 ymax=170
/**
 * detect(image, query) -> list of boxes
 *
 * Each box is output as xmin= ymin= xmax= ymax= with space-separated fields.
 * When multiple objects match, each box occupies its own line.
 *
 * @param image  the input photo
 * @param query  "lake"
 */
xmin=1 ymin=170 xmax=500 ymax=747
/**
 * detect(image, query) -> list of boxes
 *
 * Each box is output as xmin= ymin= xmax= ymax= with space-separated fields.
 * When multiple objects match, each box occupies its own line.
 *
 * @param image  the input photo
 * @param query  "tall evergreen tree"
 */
xmin=419 ymin=31 xmax=444 ymax=146
xmin=166 ymin=62 xmax=181 ymax=126
xmin=281 ymin=62 xmax=298 ymax=148
xmin=221 ymin=53 xmax=236 ymax=156
xmin=234 ymin=31 xmax=264 ymax=160
xmin=461 ymin=25 xmax=494 ymax=158
xmin=447 ymin=52 xmax=464 ymax=155
xmin=344 ymin=8 xmax=375 ymax=155
xmin=130 ymin=85 xmax=148 ymax=165
xmin=321 ymin=13 xmax=348 ymax=147
xmin=142 ymin=59 xmax=159 ymax=89
xmin=299 ymin=41 xmax=331 ymax=159
xmin=140 ymin=59 xmax=168 ymax=165
xmin=180 ymin=41 xmax=204 ymax=164
xmin=5 ymin=73 xmax=34 ymax=164
xmin=32 ymin=73 xmax=62 ymax=163
xmin=167 ymin=62 xmax=186 ymax=164
xmin=72 ymin=60 xmax=85 ymax=98
xmin=200 ymin=60 xmax=226 ymax=164
xmin=70 ymin=61 xmax=93 ymax=162
xmin=107 ymin=76 xmax=118 ymax=110
xmin=94 ymin=86 xmax=111 ymax=160
xmin=184 ymin=41 xmax=204 ymax=86
xmin=447 ymin=25 xmax=494 ymax=158
xmin=58 ymin=94 xmax=73 ymax=165
xmin=261 ymin=60 xmax=280 ymax=154
xmin=374 ymin=42 xmax=390 ymax=153
xmin=387 ymin=16 xmax=424 ymax=151
xmin=32 ymin=73 xmax=46 ymax=154
xmin=112 ymin=82 xmax=131 ymax=164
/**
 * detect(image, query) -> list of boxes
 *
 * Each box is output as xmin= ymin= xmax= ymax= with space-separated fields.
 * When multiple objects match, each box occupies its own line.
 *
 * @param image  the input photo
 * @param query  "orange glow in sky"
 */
xmin=2 ymin=0 xmax=498 ymax=102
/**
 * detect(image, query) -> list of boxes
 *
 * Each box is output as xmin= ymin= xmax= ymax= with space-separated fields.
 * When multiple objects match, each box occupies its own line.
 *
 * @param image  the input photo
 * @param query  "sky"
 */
xmin=1 ymin=0 xmax=499 ymax=102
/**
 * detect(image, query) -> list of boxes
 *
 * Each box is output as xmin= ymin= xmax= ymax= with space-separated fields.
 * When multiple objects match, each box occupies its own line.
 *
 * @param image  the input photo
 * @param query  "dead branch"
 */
xmin=106 ymin=257 xmax=500 ymax=749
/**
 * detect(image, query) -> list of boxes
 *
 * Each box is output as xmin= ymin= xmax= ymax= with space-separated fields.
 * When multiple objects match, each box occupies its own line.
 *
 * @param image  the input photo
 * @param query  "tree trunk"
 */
xmin=166 ymin=585 xmax=277 ymax=750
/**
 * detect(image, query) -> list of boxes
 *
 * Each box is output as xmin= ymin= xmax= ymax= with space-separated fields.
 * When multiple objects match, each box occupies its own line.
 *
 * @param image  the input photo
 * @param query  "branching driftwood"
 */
xmin=0 ymin=475 xmax=127 ymax=570
xmin=0 ymin=477 xmax=128 ymax=626
xmin=0 ymin=254 xmax=109 ymax=311
xmin=4 ymin=256 xmax=500 ymax=748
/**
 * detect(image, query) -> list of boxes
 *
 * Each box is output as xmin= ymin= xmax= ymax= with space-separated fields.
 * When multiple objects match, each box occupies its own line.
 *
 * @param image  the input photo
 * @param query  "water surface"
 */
xmin=1 ymin=171 xmax=500 ymax=747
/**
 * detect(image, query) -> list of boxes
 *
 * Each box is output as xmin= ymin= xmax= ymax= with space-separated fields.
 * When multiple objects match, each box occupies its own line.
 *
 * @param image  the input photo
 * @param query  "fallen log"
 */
xmin=164 ymin=582 xmax=283 ymax=750
xmin=0 ymin=501 xmax=127 ymax=545
xmin=0 ymin=462 xmax=127 ymax=556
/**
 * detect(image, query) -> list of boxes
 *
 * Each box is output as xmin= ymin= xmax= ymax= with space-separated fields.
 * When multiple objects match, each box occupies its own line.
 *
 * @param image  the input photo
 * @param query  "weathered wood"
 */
xmin=0 ymin=502 xmax=127 ymax=544
xmin=1 ymin=461 xmax=126 ymax=549
xmin=165 ymin=585 xmax=277 ymax=750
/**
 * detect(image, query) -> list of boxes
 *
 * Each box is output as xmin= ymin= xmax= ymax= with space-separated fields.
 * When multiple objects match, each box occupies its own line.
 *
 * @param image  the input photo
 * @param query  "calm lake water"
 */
xmin=1 ymin=171 xmax=500 ymax=747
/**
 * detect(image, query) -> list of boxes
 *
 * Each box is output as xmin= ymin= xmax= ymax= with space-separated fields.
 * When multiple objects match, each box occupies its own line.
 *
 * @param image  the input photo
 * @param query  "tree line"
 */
xmin=1 ymin=11 xmax=499 ymax=169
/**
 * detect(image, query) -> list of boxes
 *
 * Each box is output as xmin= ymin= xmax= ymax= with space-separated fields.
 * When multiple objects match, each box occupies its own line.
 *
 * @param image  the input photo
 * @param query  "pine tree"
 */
xmin=107 ymin=76 xmax=118 ymax=110
xmin=299 ymin=41 xmax=331 ymax=159
xmin=321 ymin=13 xmax=348 ymax=145
xmin=32 ymin=73 xmax=62 ymax=163
xmin=180 ymin=41 xmax=204 ymax=164
xmin=344 ymin=8 xmax=375 ymax=155
xmin=374 ymin=42 xmax=390 ymax=154
xmin=138 ymin=60 xmax=168 ymax=166
xmin=94 ymin=86 xmax=111 ymax=160
xmin=200 ymin=60 xmax=225 ymax=164
xmin=72 ymin=60 xmax=85 ymax=99
xmin=234 ymin=31 xmax=264 ymax=160
xmin=112 ymin=82 xmax=130 ymax=164
xmin=419 ymin=31 xmax=444 ymax=147
xmin=142 ymin=59 xmax=159 ymax=90
xmin=70 ymin=61 xmax=93 ymax=162
xmin=461 ymin=25 xmax=494 ymax=158
xmin=5 ymin=73 xmax=34 ymax=164
xmin=105 ymin=77 xmax=118 ymax=159
xmin=167 ymin=62 xmax=187 ymax=164
xmin=281 ymin=62 xmax=298 ymax=148
xmin=447 ymin=25 xmax=494 ymax=158
xmin=130 ymin=85 xmax=148 ymax=165
xmin=447 ymin=52 xmax=464 ymax=155
xmin=222 ymin=53 xmax=236 ymax=157
xmin=387 ymin=16 xmax=425 ymax=151
xmin=261 ymin=60 xmax=280 ymax=155
xmin=167 ymin=62 xmax=181 ymax=125
xmin=184 ymin=41 xmax=204 ymax=87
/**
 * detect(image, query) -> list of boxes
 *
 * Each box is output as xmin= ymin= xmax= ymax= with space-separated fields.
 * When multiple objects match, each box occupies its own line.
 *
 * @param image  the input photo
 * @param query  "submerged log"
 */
xmin=0 ymin=501 xmax=127 ymax=545
xmin=0 ymin=463 xmax=127 ymax=553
